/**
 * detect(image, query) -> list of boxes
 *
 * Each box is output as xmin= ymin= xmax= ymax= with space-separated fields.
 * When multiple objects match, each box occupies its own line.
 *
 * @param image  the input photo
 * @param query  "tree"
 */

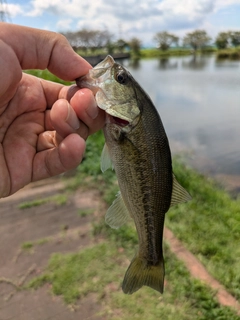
xmin=153 ymin=31 xmax=179 ymax=51
xmin=215 ymin=32 xmax=230 ymax=49
xmin=63 ymin=29 xmax=112 ymax=52
xmin=183 ymin=30 xmax=211 ymax=51
xmin=115 ymin=39 xmax=128 ymax=52
xmin=63 ymin=29 xmax=91 ymax=51
xmin=128 ymin=37 xmax=141 ymax=58
xmin=229 ymin=31 xmax=240 ymax=47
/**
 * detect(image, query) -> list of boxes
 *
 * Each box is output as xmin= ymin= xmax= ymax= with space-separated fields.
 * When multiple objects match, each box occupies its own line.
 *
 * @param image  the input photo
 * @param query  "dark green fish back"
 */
xmin=104 ymin=80 xmax=173 ymax=265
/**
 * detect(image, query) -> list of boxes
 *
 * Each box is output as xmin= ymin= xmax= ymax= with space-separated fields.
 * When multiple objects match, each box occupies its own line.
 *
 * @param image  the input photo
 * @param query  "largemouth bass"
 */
xmin=76 ymin=55 xmax=191 ymax=294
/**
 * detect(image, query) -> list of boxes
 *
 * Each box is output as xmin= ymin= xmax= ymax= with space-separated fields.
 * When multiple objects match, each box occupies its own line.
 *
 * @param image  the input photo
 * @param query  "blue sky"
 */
xmin=2 ymin=0 xmax=240 ymax=46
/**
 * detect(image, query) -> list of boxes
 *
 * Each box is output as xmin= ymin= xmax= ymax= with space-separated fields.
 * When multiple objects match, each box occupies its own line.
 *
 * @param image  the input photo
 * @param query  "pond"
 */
xmin=122 ymin=55 xmax=240 ymax=192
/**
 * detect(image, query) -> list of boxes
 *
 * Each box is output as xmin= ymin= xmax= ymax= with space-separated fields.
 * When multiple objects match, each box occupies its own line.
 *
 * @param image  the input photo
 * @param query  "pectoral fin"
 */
xmin=170 ymin=174 xmax=191 ymax=207
xmin=101 ymin=143 xmax=113 ymax=172
xmin=105 ymin=191 xmax=131 ymax=229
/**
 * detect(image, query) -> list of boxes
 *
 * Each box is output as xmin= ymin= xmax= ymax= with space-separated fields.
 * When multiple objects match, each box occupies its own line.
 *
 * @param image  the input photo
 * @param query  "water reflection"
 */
xmin=155 ymin=55 xmax=209 ymax=70
xmin=181 ymin=55 xmax=208 ymax=70
xmin=158 ymin=58 xmax=178 ymax=70
xmin=215 ymin=59 xmax=240 ymax=69
xmin=129 ymin=58 xmax=140 ymax=69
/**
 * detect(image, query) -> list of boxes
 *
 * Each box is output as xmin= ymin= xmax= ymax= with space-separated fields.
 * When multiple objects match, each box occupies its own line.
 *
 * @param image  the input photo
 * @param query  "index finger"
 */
xmin=0 ymin=22 xmax=91 ymax=81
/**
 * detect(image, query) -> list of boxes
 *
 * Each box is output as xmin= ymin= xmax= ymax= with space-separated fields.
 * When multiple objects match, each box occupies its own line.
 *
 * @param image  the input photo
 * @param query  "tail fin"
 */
xmin=122 ymin=256 xmax=164 ymax=294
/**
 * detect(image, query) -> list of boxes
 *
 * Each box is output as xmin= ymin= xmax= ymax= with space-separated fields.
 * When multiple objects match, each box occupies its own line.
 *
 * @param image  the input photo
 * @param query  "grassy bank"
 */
xmin=140 ymin=47 xmax=216 ymax=58
xmin=75 ymin=47 xmax=217 ymax=59
xmin=167 ymin=158 xmax=240 ymax=300
xmin=28 ymin=241 xmax=239 ymax=320
xmin=140 ymin=48 xmax=192 ymax=58
xmin=216 ymin=48 xmax=240 ymax=60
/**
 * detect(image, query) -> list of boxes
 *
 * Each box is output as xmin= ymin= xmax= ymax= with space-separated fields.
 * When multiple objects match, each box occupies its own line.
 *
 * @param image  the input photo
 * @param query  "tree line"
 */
xmin=62 ymin=29 xmax=139 ymax=54
xmin=154 ymin=30 xmax=240 ymax=51
xmin=62 ymin=29 xmax=240 ymax=55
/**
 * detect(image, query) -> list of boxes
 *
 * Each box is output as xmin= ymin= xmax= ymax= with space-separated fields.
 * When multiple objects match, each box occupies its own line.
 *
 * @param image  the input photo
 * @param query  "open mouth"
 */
xmin=110 ymin=115 xmax=129 ymax=127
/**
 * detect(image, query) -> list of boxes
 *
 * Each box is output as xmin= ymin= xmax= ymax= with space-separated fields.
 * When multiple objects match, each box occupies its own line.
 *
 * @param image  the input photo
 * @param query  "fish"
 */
xmin=76 ymin=55 xmax=191 ymax=294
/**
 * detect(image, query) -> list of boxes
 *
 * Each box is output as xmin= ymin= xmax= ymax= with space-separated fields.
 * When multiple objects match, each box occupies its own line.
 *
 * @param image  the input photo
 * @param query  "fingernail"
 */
xmin=86 ymin=95 xmax=99 ymax=120
xmin=66 ymin=103 xmax=80 ymax=130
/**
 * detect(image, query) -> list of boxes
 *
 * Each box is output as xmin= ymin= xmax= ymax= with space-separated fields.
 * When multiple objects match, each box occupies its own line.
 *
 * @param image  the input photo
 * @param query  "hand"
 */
xmin=0 ymin=23 xmax=105 ymax=198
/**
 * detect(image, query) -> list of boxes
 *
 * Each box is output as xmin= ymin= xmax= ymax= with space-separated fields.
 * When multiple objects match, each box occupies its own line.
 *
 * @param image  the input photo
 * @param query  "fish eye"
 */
xmin=115 ymin=70 xmax=129 ymax=85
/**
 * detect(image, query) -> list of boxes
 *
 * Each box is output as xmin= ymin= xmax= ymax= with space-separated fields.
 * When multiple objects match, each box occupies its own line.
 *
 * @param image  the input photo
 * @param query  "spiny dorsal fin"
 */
xmin=105 ymin=191 xmax=132 ymax=229
xmin=170 ymin=174 xmax=191 ymax=207
xmin=101 ymin=143 xmax=113 ymax=172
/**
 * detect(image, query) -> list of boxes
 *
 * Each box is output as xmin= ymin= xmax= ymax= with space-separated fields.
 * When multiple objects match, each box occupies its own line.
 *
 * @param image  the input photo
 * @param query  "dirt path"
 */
xmin=0 ymin=177 xmax=239 ymax=319
xmin=0 ymin=177 xmax=105 ymax=320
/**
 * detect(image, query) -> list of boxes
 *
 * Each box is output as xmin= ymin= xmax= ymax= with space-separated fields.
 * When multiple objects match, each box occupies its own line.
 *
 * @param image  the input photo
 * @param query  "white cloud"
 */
xmin=216 ymin=0 xmax=240 ymax=7
xmin=25 ymin=0 xmax=92 ymax=18
xmin=56 ymin=19 xmax=73 ymax=31
xmin=3 ymin=3 xmax=23 ymax=18
xmin=25 ymin=0 xmax=63 ymax=17
xmin=6 ymin=0 xmax=240 ymax=45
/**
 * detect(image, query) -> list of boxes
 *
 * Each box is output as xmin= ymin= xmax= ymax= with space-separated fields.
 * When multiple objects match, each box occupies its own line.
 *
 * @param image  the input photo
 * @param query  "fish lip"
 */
xmin=94 ymin=55 xmax=115 ymax=69
xmin=76 ymin=73 xmax=98 ymax=92
xmin=76 ymin=55 xmax=115 ymax=94
xmin=76 ymin=55 xmax=114 ymax=85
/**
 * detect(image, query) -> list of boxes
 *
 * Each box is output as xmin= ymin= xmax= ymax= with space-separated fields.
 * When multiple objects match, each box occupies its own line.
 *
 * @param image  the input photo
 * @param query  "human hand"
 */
xmin=0 ymin=23 xmax=105 ymax=198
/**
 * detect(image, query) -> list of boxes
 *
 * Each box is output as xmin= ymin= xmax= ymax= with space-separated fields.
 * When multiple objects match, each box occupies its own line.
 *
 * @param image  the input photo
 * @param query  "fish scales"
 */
xmin=76 ymin=55 xmax=191 ymax=295
xmin=104 ymin=92 xmax=172 ymax=267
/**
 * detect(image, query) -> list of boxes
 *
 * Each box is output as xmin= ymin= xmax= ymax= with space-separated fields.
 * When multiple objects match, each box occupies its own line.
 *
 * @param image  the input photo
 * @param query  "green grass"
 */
xmin=77 ymin=208 xmax=94 ymax=217
xmin=216 ymin=48 xmax=240 ymax=60
xmin=27 ymin=240 xmax=239 ymax=319
xmin=53 ymin=194 xmax=68 ymax=205
xmin=24 ymin=69 xmax=73 ymax=85
xmin=21 ymin=238 xmax=50 ymax=250
xmin=36 ymin=238 xmax=49 ymax=246
xmin=18 ymin=194 xmax=67 ymax=209
xmin=140 ymin=47 xmax=217 ymax=58
xmin=21 ymin=242 xmax=34 ymax=250
xmin=140 ymin=48 xmax=192 ymax=58
xmin=167 ymin=157 xmax=240 ymax=300
xmin=28 ymin=243 xmax=120 ymax=303
xmin=19 ymin=198 xmax=49 ymax=209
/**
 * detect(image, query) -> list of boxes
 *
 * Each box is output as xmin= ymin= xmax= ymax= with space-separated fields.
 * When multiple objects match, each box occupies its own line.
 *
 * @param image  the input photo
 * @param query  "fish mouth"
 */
xmin=107 ymin=114 xmax=130 ymax=127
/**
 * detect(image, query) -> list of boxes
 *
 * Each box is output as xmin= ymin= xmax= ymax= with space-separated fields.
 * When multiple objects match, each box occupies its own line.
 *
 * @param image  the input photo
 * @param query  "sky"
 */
xmin=2 ymin=0 xmax=240 ymax=46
